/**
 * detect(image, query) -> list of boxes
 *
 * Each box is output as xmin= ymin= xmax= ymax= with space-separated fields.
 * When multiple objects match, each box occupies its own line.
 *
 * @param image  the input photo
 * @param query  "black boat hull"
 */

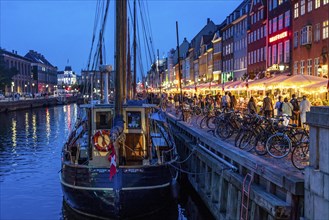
xmin=61 ymin=164 xmax=176 ymax=219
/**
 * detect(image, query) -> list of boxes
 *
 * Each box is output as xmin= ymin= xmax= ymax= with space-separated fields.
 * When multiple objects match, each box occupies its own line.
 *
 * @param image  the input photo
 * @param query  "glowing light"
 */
xmin=269 ymin=31 xmax=288 ymax=43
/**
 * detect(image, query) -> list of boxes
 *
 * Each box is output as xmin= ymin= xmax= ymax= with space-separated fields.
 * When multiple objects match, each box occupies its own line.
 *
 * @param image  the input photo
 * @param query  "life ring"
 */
xmin=93 ymin=130 xmax=111 ymax=152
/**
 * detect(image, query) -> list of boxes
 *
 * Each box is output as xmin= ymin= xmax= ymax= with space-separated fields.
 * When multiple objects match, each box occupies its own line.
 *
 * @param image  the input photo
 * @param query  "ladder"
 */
xmin=240 ymin=173 xmax=253 ymax=220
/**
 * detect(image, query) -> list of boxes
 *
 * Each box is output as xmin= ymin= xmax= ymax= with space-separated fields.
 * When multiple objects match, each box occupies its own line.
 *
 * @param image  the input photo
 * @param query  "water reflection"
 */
xmin=0 ymin=104 xmax=213 ymax=220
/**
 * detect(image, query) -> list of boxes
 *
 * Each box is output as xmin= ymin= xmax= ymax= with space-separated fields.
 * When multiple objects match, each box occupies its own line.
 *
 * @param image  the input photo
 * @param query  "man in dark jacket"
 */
xmin=290 ymin=94 xmax=300 ymax=125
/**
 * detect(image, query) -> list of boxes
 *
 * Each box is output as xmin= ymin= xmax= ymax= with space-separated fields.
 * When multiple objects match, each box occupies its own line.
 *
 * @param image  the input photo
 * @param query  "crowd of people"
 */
xmin=152 ymin=91 xmax=312 ymax=128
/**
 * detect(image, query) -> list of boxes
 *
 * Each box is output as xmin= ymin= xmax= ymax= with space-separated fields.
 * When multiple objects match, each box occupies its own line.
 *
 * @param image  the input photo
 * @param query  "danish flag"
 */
xmin=108 ymin=143 xmax=117 ymax=180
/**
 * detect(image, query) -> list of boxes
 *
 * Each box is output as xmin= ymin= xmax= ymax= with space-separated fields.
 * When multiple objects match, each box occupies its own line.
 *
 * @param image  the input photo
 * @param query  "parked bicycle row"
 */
xmin=167 ymin=103 xmax=309 ymax=170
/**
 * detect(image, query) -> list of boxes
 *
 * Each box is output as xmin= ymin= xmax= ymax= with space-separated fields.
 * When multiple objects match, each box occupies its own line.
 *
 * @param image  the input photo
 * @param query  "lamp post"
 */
xmin=279 ymin=63 xmax=285 ymax=72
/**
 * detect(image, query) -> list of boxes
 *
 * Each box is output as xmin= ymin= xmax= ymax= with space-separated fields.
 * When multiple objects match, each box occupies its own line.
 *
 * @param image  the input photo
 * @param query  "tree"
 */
xmin=0 ymin=57 xmax=18 ymax=93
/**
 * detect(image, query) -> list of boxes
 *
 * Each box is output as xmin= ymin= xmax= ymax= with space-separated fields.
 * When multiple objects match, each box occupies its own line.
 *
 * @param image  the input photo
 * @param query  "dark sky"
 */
xmin=1 ymin=0 xmax=241 ymax=79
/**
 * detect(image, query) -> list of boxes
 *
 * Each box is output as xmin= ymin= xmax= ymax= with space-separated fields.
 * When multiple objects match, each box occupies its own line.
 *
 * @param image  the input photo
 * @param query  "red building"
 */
xmin=267 ymin=0 xmax=293 ymax=74
xmin=247 ymin=0 xmax=267 ymax=79
xmin=292 ymin=0 xmax=329 ymax=77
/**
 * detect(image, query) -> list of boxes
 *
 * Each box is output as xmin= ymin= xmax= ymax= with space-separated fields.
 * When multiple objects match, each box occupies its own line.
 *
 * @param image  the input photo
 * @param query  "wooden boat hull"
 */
xmin=60 ymin=164 xmax=176 ymax=219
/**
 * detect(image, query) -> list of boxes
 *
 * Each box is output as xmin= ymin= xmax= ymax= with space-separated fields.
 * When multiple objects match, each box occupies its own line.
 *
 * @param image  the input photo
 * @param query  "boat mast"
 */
xmin=176 ymin=21 xmax=184 ymax=121
xmin=127 ymin=19 xmax=132 ymax=100
xmin=133 ymin=0 xmax=137 ymax=98
xmin=115 ymin=0 xmax=127 ymax=116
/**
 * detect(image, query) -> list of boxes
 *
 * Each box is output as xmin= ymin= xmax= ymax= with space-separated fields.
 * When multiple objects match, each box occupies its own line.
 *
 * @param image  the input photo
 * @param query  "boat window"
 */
xmin=126 ymin=111 xmax=141 ymax=129
xmin=96 ymin=112 xmax=113 ymax=129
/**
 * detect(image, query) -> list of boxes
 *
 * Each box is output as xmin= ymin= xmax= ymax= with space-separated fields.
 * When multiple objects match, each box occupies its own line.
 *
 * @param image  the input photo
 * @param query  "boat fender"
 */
xmin=93 ymin=130 xmax=112 ymax=152
xmin=171 ymin=179 xmax=180 ymax=200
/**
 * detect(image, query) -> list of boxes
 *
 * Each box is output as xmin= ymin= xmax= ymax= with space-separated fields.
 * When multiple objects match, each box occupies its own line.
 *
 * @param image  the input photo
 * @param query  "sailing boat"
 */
xmin=60 ymin=0 xmax=179 ymax=219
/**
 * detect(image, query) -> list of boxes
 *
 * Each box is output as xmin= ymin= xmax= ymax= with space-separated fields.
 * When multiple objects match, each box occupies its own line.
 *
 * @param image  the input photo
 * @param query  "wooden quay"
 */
xmin=166 ymin=112 xmax=304 ymax=220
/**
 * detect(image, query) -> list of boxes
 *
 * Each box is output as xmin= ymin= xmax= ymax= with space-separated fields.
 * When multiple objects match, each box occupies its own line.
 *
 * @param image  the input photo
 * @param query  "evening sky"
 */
xmin=1 ymin=0 xmax=241 ymax=79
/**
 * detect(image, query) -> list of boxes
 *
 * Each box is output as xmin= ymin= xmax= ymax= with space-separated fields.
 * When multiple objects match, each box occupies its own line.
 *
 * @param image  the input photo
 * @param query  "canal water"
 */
xmin=0 ymin=104 xmax=214 ymax=220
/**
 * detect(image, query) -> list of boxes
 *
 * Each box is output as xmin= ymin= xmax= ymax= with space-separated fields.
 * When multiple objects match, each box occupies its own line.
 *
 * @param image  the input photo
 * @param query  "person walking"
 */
xmin=262 ymin=92 xmax=273 ymax=118
xmin=282 ymin=97 xmax=293 ymax=126
xmin=290 ymin=94 xmax=300 ymax=125
xmin=300 ymin=95 xmax=311 ymax=128
xmin=231 ymin=95 xmax=237 ymax=111
xmin=247 ymin=97 xmax=257 ymax=114
xmin=274 ymin=96 xmax=283 ymax=117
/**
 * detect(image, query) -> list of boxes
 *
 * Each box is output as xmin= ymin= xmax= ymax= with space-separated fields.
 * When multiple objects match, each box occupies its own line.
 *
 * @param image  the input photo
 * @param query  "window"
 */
xmin=278 ymin=14 xmax=283 ymax=30
xmin=315 ymin=0 xmax=320 ymax=8
xmin=307 ymin=59 xmax=312 ymax=75
xmin=308 ymin=0 xmax=312 ymax=12
xmin=300 ymin=60 xmax=305 ymax=74
xmin=261 ymin=26 xmax=263 ymax=38
xmin=272 ymin=44 xmax=277 ymax=64
xmin=315 ymin=23 xmax=320 ymax=42
xmin=294 ymin=3 xmax=299 ymax=18
xmin=323 ymin=20 xmax=329 ymax=39
xmin=301 ymin=0 xmax=305 ymax=15
xmin=285 ymin=10 xmax=290 ymax=27
xmin=324 ymin=0 xmax=329 ymax=5
xmin=264 ymin=25 xmax=267 ymax=37
xmin=273 ymin=0 xmax=277 ymax=9
xmin=269 ymin=0 xmax=272 ymax=11
xmin=314 ymin=57 xmax=320 ymax=75
xmin=269 ymin=20 xmax=272 ymax=34
xmin=251 ymin=14 xmax=254 ymax=24
xmin=301 ymin=25 xmax=312 ymax=45
xmin=273 ymin=17 xmax=277 ymax=32
xmin=278 ymin=0 xmax=283 ymax=5
xmin=294 ymin=32 xmax=298 ymax=48
xmin=294 ymin=61 xmax=298 ymax=74
xmin=284 ymin=40 xmax=290 ymax=63
xmin=260 ymin=47 xmax=263 ymax=61
xmin=278 ymin=42 xmax=283 ymax=63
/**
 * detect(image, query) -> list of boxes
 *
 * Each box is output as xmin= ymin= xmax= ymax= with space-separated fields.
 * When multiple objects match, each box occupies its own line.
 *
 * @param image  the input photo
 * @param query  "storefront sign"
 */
xmin=269 ymin=31 xmax=288 ymax=43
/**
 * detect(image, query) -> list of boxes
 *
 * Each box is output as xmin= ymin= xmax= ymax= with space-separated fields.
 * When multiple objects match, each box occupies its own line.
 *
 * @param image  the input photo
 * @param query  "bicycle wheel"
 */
xmin=199 ymin=116 xmax=208 ymax=129
xmin=239 ymin=130 xmax=257 ymax=152
xmin=235 ymin=129 xmax=244 ymax=148
xmin=254 ymin=133 xmax=268 ymax=155
xmin=266 ymin=133 xmax=292 ymax=158
xmin=206 ymin=116 xmax=216 ymax=129
xmin=291 ymin=144 xmax=309 ymax=170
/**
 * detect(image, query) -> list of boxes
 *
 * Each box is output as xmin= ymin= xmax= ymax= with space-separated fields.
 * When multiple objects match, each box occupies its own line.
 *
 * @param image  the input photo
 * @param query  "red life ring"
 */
xmin=93 ymin=130 xmax=111 ymax=152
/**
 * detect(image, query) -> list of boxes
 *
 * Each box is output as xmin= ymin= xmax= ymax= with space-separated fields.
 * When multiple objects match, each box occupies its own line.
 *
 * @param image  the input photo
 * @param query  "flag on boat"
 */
xmin=108 ymin=143 xmax=117 ymax=180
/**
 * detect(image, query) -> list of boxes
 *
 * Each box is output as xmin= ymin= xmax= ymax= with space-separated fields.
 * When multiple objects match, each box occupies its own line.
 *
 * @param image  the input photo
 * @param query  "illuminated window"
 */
xmin=300 ymin=60 xmax=305 ymax=75
xmin=272 ymin=44 xmax=277 ymax=64
xmin=324 ymin=0 xmax=329 ymax=5
xmin=294 ymin=61 xmax=298 ymax=74
xmin=308 ymin=0 xmax=312 ymax=12
xmin=294 ymin=32 xmax=298 ymax=47
xmin=285 ymin=10 xmax=290 ymax=27
xmin=294 ymin=3 xmax=299 ymax=18
xmin=301 ymin=25 xmax=312 ymax=45
xmin=278 ymin=14 xmax=283 ymax=30
xmin=278 ymin=42 xmax=283 ymax=63
xmin=315 ymin=0 xmax=320 ymax=8
xmin=301 ymin=0 xmax=305 ymax=15
xmin=323 ymin=20 xmax=329 ymax=39
xmin=273 ymin=17 xmax=277 ymax=33
xmin=315 ymin=23 xmax=320 ymax=42
xmin=307 ymin=59 xmax=312 ymax=75
xmin=314 ymin=57 xmax=320 ymax=75
xmin=278 ymin=0 xmax=283 ymax=5
xmin=284 ymin=40 xmax=290 ymax=63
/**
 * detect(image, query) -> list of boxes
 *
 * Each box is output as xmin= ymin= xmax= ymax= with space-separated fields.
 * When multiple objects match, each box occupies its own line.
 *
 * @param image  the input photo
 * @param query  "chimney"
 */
xmin=207 ymin=18 xmax=210 ymax=24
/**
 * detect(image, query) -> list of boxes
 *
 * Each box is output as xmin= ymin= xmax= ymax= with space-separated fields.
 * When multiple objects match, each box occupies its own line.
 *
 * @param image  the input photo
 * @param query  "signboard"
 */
xmin=269 ymin=31 xmax=288 ymax=43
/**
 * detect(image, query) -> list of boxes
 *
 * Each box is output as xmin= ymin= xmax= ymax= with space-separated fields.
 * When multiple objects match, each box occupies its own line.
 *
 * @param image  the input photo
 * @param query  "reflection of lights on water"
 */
xmin=32 ymin=114 xmax=37 ymax=142
xmin=67 ymin=105 xmax=71 ymax=130
xmin=46 ymin=108 xmax=51 ymax=141
xmin=11 ymin=118 xmax=17 ymax=147
xmin=25 ymin=112 xmax=29 ymax=145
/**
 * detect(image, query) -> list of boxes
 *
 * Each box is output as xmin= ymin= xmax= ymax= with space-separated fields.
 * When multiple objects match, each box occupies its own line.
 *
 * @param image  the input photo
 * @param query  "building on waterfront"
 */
xmin=80 ymin=70 xmax=115 ymax=96
xmin=266 ymin=0 xmax=293 ymax=75
xmin=247 ymin=0 xmax=267 ymax=79
xmin=57 ymin=66 xmax=77 ymax=87
xmin=222 ymin=0 xmax=251 ymax=83
xmin=292 ymin=0 xmax=329 ymax=77
xmin=25 ymin=50 xmax=57 ymax=94
xmin=0 ymin=48 xmax=34 ymax=95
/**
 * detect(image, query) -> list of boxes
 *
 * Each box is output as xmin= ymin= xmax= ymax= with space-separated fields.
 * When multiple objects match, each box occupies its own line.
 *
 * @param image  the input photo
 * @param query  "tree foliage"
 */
xmin=0 ymin=57 xmax=18 ymax=92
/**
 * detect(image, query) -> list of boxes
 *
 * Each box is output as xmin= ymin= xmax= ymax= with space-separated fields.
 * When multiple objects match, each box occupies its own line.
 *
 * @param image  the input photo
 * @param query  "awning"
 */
xmin=301 ymin=79 xmax=329 ymax=92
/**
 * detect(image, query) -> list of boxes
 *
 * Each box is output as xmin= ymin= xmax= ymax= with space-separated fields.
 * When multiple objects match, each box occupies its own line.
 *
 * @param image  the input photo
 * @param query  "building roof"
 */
xmin=24 ymin=50 xmax=54 ymax=67
xmin=0 ymin=48 xmax=32 ymax=62
xmin=64 ymin=66 xmax=72 ymax=71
